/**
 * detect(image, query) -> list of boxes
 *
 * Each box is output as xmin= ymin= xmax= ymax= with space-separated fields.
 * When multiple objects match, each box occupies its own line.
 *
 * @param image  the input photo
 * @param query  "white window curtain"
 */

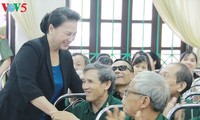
xmin=153 ymin=0 xmax=200 ymax=48
xmin=9 ymin=0 xmax=43 ymax=39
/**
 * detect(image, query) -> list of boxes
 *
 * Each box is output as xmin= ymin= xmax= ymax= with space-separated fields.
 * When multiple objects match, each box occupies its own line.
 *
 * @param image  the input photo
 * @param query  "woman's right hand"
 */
xmin=50 ymin=111 xmax=80 ymax=120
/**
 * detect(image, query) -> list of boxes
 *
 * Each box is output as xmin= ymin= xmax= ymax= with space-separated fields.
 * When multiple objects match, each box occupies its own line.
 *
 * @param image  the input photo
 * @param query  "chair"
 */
xmin=0 ymin=68 xmax=10 ymax=91
xmin=185 ymin=92 xmax=200 ymax=103
xmin=186 ymin=78 xmax=200 ymax=102
xmin=193 ymin=69 xmax=200 ymax=77
xmin=154 ymin=69 xmax=160 ymax=73
xmin=166 ymin=104 xmax=200 ymax=120
xmin=193 ymin=77 xmax=200 ymax=86
xmin=182 ymin=78 xmax=200 ymax=101
xmin=95 ymin=104 xmax=123 ymax=120
xmin=54 ymin=93 xmax=86 ymax=111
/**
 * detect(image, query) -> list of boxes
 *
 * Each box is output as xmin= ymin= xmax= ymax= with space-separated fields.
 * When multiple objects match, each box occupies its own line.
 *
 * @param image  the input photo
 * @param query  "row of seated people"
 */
xmin=0 ymin=6 xmax=200 ymax=119
xmin=67 ymin=50 xmax=199 ymax=120
xmin=52 ymin=59 xmax=200 ymax=120
xmin=1 ymin=49 xmax=200 ymax=119
xmin=71 ymin=50 xmax=200 ymax=100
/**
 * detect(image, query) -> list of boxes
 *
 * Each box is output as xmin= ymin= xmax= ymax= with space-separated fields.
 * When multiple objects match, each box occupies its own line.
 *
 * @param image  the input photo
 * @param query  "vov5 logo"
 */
xmin=1 ymin=3 xmax=27 ymax=12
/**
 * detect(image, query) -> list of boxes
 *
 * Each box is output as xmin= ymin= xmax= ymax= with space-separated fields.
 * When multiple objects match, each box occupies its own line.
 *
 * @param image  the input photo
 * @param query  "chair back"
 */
xmin=167 ymin=104 xmax=200 ymax=120
xmin=0 ymin=68 xmax=10 ymax=91
xmin=95 ymin=104 xmax=123 ymax=120
xmin=185 ymin=92 xmax=200 ymax=103
xmin=54 ymin=93 xmax=86 ymax=111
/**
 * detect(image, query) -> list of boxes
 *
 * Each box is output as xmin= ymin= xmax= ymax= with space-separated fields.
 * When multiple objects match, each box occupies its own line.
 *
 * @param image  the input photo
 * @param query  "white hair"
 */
xmin=133 ymin=71 xmax=170 ymax=112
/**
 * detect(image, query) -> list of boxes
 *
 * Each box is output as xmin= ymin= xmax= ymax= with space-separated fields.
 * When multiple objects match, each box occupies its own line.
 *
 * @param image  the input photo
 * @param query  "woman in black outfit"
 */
xmin=0 ymin=7 xmax=83 ymax=120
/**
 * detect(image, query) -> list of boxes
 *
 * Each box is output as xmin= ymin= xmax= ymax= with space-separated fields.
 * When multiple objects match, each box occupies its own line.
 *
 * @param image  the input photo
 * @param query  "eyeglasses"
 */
xmin=123 ymin=89 xmax=154 ymax=104
xmin=112 ymin=65 xmax=132 ymax=72
xmin=124 ymin=89 xmax=146 ymax=97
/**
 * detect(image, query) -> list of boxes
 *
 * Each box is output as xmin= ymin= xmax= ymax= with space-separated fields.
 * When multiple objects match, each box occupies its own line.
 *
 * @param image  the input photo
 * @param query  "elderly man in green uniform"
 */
xmin=0 ymin=35 xmax=13 ymax=90
xmin=160 ymin=63 xmax=199 ymax=120
xmin=0 ymin=35 xmax=13 ymax=75
xmin=51 ymin=63 xmax=121 ymax=120
xmin=106 ymin=71 xmax=170 ymax=120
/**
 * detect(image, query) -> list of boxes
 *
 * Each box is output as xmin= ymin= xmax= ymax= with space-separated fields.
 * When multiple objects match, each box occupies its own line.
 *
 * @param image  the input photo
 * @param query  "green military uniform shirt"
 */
xmin=125 ymin=112 xmax=168 ymax=120
xmin=71 ymin=95 xmax=122 ymax=120
xmin=156 ymin=113 xmax=168 ymax=120
xmin=0 ymin=39 xmax=13 ymax=65
xmin=110 ymin=89 xmax=122 ymax=100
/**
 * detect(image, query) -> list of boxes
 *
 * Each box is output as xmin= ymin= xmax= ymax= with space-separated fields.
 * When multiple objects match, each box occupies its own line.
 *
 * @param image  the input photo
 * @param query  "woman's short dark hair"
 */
xmin=40 ymin=7 xmax=80 ymax=34
xmin=131 ymin=51 xmax=152 ymax=71
xmin=131 ymin=51 xmax=146 ymax=63
xmin=147 ymin=52 xmax=162 ymax=69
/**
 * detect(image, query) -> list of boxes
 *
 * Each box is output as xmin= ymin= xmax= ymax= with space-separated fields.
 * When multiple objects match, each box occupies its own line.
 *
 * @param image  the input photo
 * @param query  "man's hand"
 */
xmin=106 ymin=107 xmax=125 ymax=120
xmin=174 ymin=100 xmax=186 ymax=120
xmin=50 ymin=111 xmax=79 ymax=120
xmin=163 ymin=97 xmax=178 ymax=117
xmin=135 ymin=111 xmax=143 ymax=120
xmin=163 ymin=97 xmax=186 ymax=120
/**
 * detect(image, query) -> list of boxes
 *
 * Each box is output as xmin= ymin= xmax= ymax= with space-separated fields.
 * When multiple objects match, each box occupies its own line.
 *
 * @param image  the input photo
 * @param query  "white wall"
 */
xmin=15 ymin=24 xmax=29 ymax=52
xmin=15 ymin=0 xmax=66 ymax=53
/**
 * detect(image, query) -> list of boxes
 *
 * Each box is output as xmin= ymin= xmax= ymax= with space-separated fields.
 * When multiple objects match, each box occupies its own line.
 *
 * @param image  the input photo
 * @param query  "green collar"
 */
xmin=155 ymin=112 xmax=168 ymax=120
xmin=84 ymin=94 xmax=112 ymax=114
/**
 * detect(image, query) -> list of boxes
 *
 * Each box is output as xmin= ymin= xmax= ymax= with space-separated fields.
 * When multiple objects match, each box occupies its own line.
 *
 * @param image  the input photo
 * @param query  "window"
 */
xmin=70 ymin=22 xmax=90 ymax=47
xmin=131 ymin=23 xmax=152 ymax=47
xmin=0 ymin=13 xmax=6 ymax=26
xmin=67 ymin=0 xmax=186 ymax=64
xmin=101 ymin=23 xmax=121 ymax=47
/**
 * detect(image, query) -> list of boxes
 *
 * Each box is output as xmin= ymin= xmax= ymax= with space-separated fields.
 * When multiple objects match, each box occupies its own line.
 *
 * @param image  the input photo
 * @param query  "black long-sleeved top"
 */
xmin=0 ymin=35 xmax=83 ymax=120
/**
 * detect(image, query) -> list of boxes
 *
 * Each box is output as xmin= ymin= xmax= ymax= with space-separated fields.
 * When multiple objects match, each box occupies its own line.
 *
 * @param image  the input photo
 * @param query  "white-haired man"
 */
xmin=106 ymin=71 xmax=170 ymax=120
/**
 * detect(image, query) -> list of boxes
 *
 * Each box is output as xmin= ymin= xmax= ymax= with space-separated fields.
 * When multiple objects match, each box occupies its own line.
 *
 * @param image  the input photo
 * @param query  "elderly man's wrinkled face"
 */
xmin=111 ymin=61 xmax=133 ymax=86
xmin=159 ymin=64 xmax=180 ymax=97
xmin=72 ymin=55 xmax=86 ymax=70
xmin=122 ymin=82 xmax=147 ymax=118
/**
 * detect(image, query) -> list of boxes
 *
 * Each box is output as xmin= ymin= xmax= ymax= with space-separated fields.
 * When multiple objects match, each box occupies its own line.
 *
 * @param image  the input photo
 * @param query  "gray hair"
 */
xmin=172 ymin=63 xmax=193 ymax=94
xmin=83 ymin=63 xmax=116 ymax=93
xmin=133 ymin=71 xmax=170 ymax=112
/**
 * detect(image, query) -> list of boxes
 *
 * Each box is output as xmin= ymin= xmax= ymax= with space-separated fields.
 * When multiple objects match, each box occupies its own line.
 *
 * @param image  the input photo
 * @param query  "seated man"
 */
xmin=106 ymin=71 xmax=170 ymax=120
xmin=0 ymin=35 xmax=13 ymax=76
xmin=111 ymin=59 xmax=134 ymax=100
xmin=0 ymin=35 xmax=13 ymax=90
xmin=72 ymin=53 xmax=89 ymax=71
xmin=159 ymin=63 xmax=192 ymax=102
xmin=67 ymin=53 xmax=89 ymax=99
xmin=51 ymin=63 xmax=121 ymax=120
xmin=160 ymin=63 xmax=199 ymax=120
xmin=72 ymin=53 xmax=90 ymax=79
